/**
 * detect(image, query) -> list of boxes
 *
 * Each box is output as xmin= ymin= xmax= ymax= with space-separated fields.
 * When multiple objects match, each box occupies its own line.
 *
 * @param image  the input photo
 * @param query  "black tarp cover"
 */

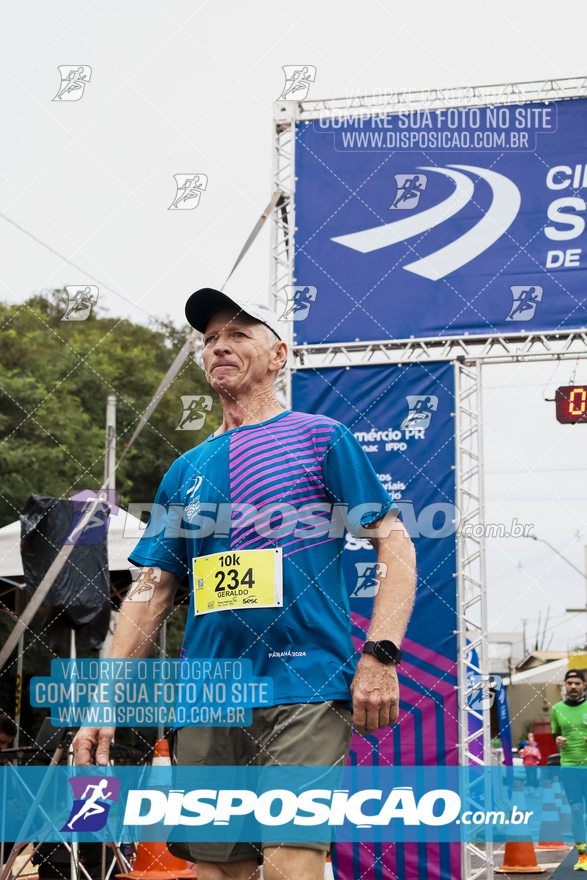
xmin=20 ymin=494 xmax=112 ymax=650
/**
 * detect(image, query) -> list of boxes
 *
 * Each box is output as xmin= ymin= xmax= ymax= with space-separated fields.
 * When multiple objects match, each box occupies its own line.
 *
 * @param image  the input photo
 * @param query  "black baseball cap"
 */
xmin=565 ymin=668 xmax=586 ymax=682
xmin=185 ymin=288 xmax=284 ymax=340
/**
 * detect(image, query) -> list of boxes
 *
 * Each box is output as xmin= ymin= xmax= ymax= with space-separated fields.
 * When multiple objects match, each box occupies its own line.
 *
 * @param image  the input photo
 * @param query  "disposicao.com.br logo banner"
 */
xmin=0 ymin=766 xmax=580 ymax=844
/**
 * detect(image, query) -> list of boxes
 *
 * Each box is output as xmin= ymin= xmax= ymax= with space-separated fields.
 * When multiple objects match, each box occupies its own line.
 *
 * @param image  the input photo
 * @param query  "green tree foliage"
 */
xmin=0 ymin=289 xmax=221 ymax=527
xmin=0 ymin=291 xmax=217 ymax=747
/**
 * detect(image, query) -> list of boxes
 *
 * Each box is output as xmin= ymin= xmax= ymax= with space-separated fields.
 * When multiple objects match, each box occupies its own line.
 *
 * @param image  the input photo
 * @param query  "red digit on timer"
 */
xmin=555 ymin=385 xmax=587 ymax=424
xmin=569 ymin=387 xmax=587 ymax=415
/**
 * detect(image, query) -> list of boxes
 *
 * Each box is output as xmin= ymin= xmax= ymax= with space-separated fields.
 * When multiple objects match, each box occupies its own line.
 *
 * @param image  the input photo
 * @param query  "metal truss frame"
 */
xmin=295 ymin=75 xmax=587 ymax=121
xmin=454 ymin=359 xmax=493 ymax=880
xmin=291 ymin=327 xmax=587 ymax=369
xmin=272 ymin=76 xmax=587 ymax=880
xmin=270 ymin=100 xmax=298 ymax=408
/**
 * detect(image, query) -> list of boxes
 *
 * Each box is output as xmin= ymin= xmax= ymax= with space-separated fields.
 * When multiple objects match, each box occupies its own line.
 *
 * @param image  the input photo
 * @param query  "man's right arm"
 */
xmin=72 ymin=567 xmax=179 ymax=766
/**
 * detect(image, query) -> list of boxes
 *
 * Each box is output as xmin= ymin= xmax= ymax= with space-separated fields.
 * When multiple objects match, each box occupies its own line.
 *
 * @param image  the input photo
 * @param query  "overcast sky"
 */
xmin=2 ymin=0 xmax=587 ymax=650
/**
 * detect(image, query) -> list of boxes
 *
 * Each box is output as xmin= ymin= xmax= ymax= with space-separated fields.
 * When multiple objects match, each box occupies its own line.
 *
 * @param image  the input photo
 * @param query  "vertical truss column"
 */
xmin=455 ymin=359 xmax=493 ymax=880
xmin=270 ymin=101 xmax=297 ymax=408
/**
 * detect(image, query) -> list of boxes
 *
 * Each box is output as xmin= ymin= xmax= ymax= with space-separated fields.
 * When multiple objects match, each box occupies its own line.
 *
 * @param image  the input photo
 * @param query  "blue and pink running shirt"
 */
xmin=129 ymin=410 xmax=396 ymax=707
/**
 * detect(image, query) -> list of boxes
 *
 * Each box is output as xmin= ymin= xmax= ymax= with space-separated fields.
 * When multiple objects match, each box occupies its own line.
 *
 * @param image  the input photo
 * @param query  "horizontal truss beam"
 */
xmin=294 ymin=76 xmax=587 ymax=121
xmin=292 ymin=328 xmax=587 ymax=368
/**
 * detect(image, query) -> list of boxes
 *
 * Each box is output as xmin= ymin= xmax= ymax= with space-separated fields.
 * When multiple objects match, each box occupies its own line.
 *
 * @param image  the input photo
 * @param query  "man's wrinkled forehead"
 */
xmin=204 ymin=308 xmax=263 ymax=336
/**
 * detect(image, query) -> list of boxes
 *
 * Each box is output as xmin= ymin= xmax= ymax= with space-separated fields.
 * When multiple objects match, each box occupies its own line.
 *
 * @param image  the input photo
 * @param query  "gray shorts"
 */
xmin=168 ymin=700 xmax=352 ymax=864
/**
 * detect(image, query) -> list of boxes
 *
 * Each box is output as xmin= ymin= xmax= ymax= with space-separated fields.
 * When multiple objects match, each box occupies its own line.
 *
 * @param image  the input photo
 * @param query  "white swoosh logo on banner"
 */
xmin=331 ymin=167 xmax=474 ymax=253
xmin=330 ymin=164 xmax=521 ymax=280
xmin=403 ymin=165 xmax=521 ymax=280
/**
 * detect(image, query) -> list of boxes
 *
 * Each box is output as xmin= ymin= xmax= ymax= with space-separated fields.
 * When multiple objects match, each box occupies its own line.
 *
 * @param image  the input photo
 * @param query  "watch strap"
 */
xmin=363 ymin=640 xmax=402 ymax=665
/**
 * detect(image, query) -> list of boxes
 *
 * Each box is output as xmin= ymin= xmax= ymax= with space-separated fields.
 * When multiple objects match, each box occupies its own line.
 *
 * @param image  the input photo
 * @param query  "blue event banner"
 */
xmin=292 ymin=97 xmax=587 ymax=342
xmin=30 ymin=659 xmax=273 ymax=727
xmin=0 ymin=765 xmax=581 ymax=844
xmin=293 ymin=361 xmax=458 ymax=766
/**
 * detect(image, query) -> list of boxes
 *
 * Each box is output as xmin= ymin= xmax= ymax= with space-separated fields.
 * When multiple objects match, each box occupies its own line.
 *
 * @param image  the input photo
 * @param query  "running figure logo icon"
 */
xmin=282 ymin=286 xmax=318 ymax=321
xmin=505 ymin=285 xmax=543 ymax=322
xmin=400 ymin=395 xmax=439 ymax=431
xmin=278 ymin=66 xmax=316 ymax=101
xmin=389 ymin=174 xmax=428 ymax=210
xmin=468 ymin=674 xmax=501 ymax=711
xmin=61 ymin=777 xmax=120 ymax=832
xmin=52 ymin=66 xmax=92 ymax=101
xmin=62 ymin=490 xmax=120 ymax=546
xmin=176 ymin=395 xmax=213 ymax=431
xmin=169 ymin=174 xmax=208 ymax=210
xmin=349 ymin=562 xmax=388 ymax=599
xmin=61 ymin=286 xmax=99 ymax=322
xmin=126 ymin=567 xmax=161 ymax=603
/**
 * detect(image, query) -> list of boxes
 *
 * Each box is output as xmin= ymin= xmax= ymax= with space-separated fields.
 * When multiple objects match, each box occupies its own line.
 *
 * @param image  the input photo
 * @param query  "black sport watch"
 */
xmin=362 ymin=640 xmax=402 ymax=665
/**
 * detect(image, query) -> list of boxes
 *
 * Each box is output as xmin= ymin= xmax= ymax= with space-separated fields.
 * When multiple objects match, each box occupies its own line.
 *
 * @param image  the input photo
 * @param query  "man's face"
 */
xmin=0 ymin=732 xmax=13 ymax=750
xmin=565 ymin=675 xmax=586 ymax=699
xmin=202 ymin=309 xmax=285 ymax=397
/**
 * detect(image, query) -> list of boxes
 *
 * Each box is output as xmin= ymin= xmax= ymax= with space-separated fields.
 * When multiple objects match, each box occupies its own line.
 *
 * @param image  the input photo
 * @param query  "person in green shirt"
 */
xmin=551 ymin=669 xmax=587 ymax=871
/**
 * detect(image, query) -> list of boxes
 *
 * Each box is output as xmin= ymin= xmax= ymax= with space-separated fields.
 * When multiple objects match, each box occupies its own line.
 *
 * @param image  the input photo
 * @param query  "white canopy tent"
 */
xmin=0 ymin=508 xmax=145 ymax=578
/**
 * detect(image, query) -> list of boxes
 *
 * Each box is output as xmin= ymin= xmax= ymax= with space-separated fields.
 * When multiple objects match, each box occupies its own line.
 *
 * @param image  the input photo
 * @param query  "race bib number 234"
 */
xmin=193 ymin=549 xmax=283 ymax=615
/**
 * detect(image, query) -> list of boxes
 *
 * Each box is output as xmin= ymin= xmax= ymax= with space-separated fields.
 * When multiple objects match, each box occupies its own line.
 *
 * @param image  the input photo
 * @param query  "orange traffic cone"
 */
xmin=117 ymin=739 xmax=197 ymax=880
xmin=497 ymin=780 xmax=545 ymax=874
xmin=496 ymin=843 xmax=546 ymax=873
xmin=116 ymin=842 xmax=197 ymax=880
xmin=152 ymin=738 xmax=172 ymax=767
xmin=535 ymin=780 xmax=570 ymax=851
xmin=324 ymin=853 xmax=334 ymax=880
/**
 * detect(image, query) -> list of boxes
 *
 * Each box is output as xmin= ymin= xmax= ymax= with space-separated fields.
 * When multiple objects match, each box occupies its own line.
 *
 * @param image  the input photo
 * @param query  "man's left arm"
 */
xmin=551 ymin=706 xmax=562 ymax=745
xmin=350 ymin=510 xmax=416 ymax=736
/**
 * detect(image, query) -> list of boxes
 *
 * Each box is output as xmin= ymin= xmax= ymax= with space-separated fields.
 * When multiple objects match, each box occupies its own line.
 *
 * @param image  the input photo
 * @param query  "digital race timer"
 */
xmin=555 ymin=385 xmax=587 ymax=424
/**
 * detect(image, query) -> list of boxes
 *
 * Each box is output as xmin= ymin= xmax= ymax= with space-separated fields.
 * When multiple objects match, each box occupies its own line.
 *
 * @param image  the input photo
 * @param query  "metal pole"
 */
xmin=13 ymin=585 xmax=25 ymax=755
xmin=454 ymin=361 xmax=472 ymax=880
xmin=157 ymin=620 xmax=167 ymax=740
xmin=476 ymin=360 xmax=493 ymax=880
xmin=69 ymin=629 xmax=78 ymax=880
xmin=14 ymin=636 xmax=23 ymax=751
xmin=104 ymin=394 xmax=118 ymax=702
xmin=476 ymin=361 xmax=491 ymax=766
xmin=454 ymin=362 xmax=467 ymax=767
xmin=105 ymin=395 xmax=117 ymax=492
xmin=0 ymin=769 xmax=5 ymax=872
xmin=284 ymin=145 xmax=295 ymax=412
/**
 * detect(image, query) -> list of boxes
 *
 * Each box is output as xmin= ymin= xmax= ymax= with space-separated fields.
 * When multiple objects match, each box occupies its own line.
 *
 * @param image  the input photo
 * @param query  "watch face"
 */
xmin=375 ymin=640 xmax=397 ymax=663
